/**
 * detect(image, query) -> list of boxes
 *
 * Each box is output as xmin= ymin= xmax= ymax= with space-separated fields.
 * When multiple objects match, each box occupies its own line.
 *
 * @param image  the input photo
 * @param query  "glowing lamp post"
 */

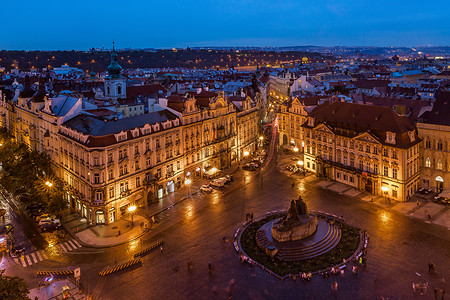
xmin=128 ymin=205 xmax=136 ymax=227
xmin=381 ymin=186 xmax=389 ymax=204
xmin=293 ymin=147 xmax=299 ymax=152
xmin=45 ymin=181 xmax=53 ymax=203
xmin=185 ymin=178 xmax=192 ymax=197
xmin=243 ymin=151 xmax=249 ymax=157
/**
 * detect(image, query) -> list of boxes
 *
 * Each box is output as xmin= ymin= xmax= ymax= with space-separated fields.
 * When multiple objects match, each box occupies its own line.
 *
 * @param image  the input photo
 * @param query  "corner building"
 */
xmin=302 ymin=101 xmax=421 ymax=202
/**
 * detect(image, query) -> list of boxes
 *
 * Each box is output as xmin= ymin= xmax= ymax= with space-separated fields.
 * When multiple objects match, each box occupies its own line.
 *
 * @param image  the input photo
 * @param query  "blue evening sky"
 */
xmin=1 ymin=0 xmax=449 ymax=50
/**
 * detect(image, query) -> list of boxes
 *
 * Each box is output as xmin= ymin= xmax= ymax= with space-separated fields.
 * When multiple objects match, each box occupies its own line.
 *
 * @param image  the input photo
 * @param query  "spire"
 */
xmin=106 ymin=40 xmax=122 ymax=79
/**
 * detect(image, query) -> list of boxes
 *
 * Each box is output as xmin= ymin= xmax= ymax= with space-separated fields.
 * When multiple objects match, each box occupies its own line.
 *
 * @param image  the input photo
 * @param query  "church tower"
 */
xmin=104 ymin=42 xmax=126 ymax=102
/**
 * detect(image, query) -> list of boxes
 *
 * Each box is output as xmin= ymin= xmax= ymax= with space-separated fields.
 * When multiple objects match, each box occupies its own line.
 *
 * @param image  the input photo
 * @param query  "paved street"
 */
xmin=2 ymin=135 xmax=450 ymax=299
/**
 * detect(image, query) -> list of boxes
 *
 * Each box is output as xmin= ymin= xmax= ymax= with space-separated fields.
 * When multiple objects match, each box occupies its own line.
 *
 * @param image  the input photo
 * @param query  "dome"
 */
xmin=107 ymin=50 xmax=123 ymax=78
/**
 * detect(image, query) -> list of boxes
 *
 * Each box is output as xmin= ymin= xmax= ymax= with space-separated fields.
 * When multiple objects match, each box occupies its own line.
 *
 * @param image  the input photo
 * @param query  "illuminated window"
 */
xmin=437 ymin=159 xmax=443 ymax=170
xmin=425 ymin=157 xmax=431 ymax=168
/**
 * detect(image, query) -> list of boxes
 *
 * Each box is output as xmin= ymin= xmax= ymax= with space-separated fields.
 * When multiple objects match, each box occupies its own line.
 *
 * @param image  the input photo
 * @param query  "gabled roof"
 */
xmin=420 ymin=90 xmax=450 ymax=126
xmin=50 ymin=95 xmax=79 ymax=117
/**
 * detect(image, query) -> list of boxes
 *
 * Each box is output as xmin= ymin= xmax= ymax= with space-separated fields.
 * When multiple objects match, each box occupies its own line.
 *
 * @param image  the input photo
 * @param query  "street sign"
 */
xmin=74 ymin=267 xmax=81 ymax=278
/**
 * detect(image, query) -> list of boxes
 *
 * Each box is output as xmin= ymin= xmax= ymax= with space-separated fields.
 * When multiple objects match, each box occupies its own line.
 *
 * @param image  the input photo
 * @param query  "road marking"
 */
xmin=59 ymin=243 xmax=67 ymax=252
xmin=36 ymin=251 xmax=43 ymax=261
xmin=21 ymin=258 xmax=27 ymax=267
xmin=73 ymin=240 xmax=81 ymax=248
xmin=40 ymin=250 xmax=48 ymax=260
xmin=64 ymin=242 xmax=73 ymax=251
xmin=67 ymin=240 xmax=77 ymax=249
xmin=31 ymin=252 xmax=37 ymax=263
xmin=26 ymin=255 xmax=32 ymax=266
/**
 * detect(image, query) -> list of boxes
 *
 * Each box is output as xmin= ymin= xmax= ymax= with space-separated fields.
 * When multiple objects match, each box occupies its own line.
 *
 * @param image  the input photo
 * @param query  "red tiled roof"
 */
xmin=85 ymin=109 xmax=116 ymax=117
xmin=306 ymin=101 xmax=419 ymax=148
xmin=127 ymin=84 xmax=167 ymax=98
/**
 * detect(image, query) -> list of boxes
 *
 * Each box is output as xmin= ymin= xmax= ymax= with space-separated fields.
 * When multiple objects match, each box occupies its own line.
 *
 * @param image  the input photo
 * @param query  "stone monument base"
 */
xmin=271 ymin=214 xmax=318 ymax=242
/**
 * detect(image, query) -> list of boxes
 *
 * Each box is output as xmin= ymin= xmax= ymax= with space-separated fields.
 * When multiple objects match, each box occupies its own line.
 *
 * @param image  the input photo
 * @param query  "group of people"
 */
xmin=245 ymin=213 xmax=254 ymax=222
xmin=301 ymin=272 xmax=312 ymax=281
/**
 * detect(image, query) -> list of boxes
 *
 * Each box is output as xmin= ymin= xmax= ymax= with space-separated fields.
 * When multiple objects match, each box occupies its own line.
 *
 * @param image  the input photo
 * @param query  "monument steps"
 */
xmin=256 ymin=230 xmax=274 ymax=249
xmin=276 ymin=225 xmax=341 ymax=261
xmin=277 ymin=224 xmax=335 ymax=254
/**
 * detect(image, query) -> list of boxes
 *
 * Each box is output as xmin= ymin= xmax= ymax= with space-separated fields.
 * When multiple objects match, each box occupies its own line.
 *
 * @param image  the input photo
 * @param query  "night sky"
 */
xmin=2 ymin=0 xmax=449 ymax=50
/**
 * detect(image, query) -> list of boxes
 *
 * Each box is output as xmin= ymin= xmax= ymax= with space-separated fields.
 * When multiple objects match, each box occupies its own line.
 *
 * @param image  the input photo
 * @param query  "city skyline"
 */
xmin=1 ymin=0 xmax=449 ymax=50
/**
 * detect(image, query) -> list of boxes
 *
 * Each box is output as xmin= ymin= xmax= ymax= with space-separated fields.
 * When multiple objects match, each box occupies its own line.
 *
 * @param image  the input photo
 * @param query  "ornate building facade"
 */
xmin=417 ymin=90 xmax=450 ymax=193
xmin=302 ymin=101 xmax=421 ymax=202
xmin=0 ymin=53 xmax=261 ymax=225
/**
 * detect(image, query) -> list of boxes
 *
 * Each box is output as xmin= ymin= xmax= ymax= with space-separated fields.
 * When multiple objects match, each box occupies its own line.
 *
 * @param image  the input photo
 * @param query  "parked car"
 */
xmin=38 ymin=218 xmax=60 ymax=227
xmin=12 ymin=243 xmax=25 ymax=256
xmin=40 ymin=222 xmax=60 ymax=232
xmin=0 ymin=224 xmax=14 ymax=235
xmin=210 ymin=179 xmax=226 ymax=187
xmin=200 ymin=185 xmax=213 ymax=193
xmin=26 ymin=203 xmax=45 ymax=212
xmin=35 ymin=213 xmax=57 ymax=223
xmin=242 ymin=164 xmax=256 ymax=171
xmin=225 ymin=175 xmax=234 ymax=182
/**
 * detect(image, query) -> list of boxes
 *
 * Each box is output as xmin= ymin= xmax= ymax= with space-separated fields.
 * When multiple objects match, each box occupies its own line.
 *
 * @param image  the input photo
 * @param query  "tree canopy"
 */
xmin=0 ymin=270 xmax=31 ymax=300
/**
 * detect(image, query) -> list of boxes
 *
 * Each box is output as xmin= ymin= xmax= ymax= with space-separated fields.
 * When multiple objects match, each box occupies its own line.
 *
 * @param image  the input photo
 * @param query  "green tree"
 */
xmin=0 ymin=270 xmax=32 ymax=300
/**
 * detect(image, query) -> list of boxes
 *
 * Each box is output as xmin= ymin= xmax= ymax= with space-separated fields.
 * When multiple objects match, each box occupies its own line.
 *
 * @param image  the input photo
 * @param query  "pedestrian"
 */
xmin=417 ymin=200 xmax=420 ymax=206
xmin=331 ymin=281 xmax=338 ymax=295
xmin=208 ymin=261 xmax=212 ymax=272
xmin=441 ymin=289 xmax=446 ymax=300
xmin=251 ymin=213 xmax=254 ymax=220
xmin=435 ymin=288 xmax=439 ymax=300
xmin=160 ymin=245 xmax=163 ymax=254
xmin=292 ymin=181 xmax=295 ymax=188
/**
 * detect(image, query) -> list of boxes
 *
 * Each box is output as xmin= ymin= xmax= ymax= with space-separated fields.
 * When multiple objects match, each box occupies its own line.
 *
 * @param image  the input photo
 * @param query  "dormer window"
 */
xmin=385 ymin=132 xmax=396 ymax=144
xmin=408 ymin=131 xmax=415 ymax=142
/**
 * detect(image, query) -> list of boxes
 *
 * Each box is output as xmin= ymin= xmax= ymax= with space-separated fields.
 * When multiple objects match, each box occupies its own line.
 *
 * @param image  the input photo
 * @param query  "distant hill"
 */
xmin=0 ymin=49 xmax=324 ymax=72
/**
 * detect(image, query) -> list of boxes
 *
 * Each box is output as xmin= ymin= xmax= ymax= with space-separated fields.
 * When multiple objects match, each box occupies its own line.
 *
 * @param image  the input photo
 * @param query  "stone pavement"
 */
xmin=62 ymin=165 xmax=243 ymax=248
xmin=278 ymin=152 xmax=450 ymax=230
xmin=29 ymin=279 xmax=86 ymax=300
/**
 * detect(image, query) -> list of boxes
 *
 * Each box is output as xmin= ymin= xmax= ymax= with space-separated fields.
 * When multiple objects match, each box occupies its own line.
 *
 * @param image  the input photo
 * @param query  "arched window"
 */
xmin=107 ymin=86 xmax=110 ymax=95
xmin=437 ymin=159 xmax=443 ymax=170
xmin=425 ymin=139 xmax=431 ymax=148
xmin=425 ymin=157 xmax=431 ymax=168
xmin=117 ymin=85 xmax=122 ymax=95
xmin=437 ymin=140 xmax=443 ymax=150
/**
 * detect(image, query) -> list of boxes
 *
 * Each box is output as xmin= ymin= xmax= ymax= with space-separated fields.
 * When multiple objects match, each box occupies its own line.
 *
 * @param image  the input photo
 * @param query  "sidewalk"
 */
xmin=29 ymin=279 xmax=86 ymax=300
xmin=277 ymin=152 xmax=450 ymax=230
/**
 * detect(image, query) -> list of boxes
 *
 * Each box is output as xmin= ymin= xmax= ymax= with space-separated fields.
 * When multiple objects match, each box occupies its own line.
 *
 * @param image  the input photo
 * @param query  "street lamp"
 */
xmin=297 ymin=160 xmax=304 ymax=166
xmin=128 ymin=205 xmax=136 ymax=227
xmin=243 ymin=151 xmax=249 ymax=157
xmin=45 ymin=181 xmax=53 ymax=203
xmin=381 ymin=186 xmax=389 ymax=204
xmin=293 ymin=147 xmax=299 ymax=152
xmin=185 ymin=178 xmax=192 ymax=197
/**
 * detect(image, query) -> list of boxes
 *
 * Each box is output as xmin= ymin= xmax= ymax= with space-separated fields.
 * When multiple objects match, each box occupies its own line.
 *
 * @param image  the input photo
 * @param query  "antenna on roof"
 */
xmin=112 ymin=40 xmax=115 ymax=51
